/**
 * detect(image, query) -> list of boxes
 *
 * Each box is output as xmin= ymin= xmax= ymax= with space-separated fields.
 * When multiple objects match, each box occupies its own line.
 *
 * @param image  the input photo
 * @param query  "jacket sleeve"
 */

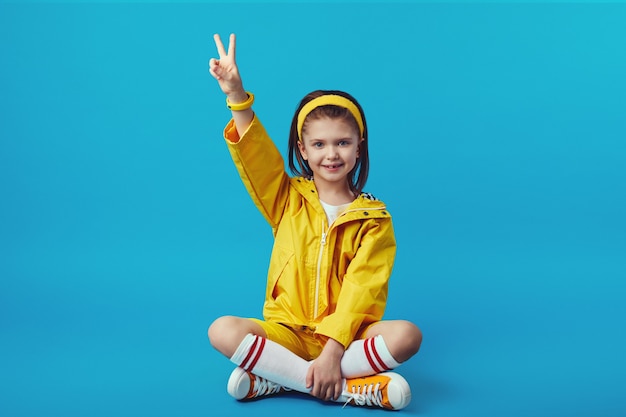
xmin=224 ymin=115 xmax=290 ymax=230
xmin=315 ymin=218 xmax=396 ymax=348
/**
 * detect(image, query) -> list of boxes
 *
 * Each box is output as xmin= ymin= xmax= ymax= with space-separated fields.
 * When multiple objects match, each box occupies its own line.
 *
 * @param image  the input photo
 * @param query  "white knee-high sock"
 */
xmin=340 ymin=335 xmax=401 ymax=378
xmin=230 ymin=333 xmax=311 ymax=393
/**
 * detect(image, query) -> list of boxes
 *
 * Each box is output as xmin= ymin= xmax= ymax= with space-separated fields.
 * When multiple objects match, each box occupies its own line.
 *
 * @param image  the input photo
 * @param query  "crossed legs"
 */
xmin=208 ymin=315 xmax=422 ymax=375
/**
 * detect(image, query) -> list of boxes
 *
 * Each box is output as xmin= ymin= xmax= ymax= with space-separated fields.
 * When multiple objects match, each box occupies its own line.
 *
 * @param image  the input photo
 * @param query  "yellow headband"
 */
xmin=297 ymin=95 xmax=364 ymax=139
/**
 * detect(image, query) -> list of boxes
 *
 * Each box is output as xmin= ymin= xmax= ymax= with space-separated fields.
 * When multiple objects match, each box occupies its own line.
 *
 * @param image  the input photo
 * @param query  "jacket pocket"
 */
xmin=266 ymin=245 xmax=294 ymax=300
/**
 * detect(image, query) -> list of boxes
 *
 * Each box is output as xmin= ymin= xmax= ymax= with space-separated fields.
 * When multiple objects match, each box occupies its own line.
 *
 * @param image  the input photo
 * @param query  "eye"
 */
xmin=338 ymin=140 xmax=349 ymax=146
xmin=313 ymin=142 xmax=324 ymax=148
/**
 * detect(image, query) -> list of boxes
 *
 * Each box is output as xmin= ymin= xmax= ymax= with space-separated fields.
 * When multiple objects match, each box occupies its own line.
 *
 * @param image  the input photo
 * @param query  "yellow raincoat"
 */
xmin=224 ymin=116 xmax=396 ymax=348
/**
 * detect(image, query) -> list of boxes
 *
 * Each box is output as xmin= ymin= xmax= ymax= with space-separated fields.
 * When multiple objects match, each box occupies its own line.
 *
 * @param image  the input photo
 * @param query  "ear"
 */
xmin=357 ymin=137 xmax=364 ymax=158
xmin=297 ymin=141 xmax=308 ymax=160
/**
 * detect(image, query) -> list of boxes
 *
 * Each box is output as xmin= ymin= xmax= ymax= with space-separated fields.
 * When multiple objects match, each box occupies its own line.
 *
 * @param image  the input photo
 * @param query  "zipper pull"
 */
xmin=321 ymin=232 xmax=327 ymax=245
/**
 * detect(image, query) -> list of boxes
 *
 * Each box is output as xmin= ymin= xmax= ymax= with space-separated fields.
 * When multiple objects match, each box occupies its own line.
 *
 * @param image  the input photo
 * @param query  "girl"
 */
xmin=207 ymin=33 xmax=422 ymax=410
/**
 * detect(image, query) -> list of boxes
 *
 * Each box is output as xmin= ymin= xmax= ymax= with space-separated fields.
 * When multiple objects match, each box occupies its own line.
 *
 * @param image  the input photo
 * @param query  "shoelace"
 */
xmin=342 ymin=381 xmax=384 ymax=408
xmin=250 ymin=375 xmax=284 ymax=397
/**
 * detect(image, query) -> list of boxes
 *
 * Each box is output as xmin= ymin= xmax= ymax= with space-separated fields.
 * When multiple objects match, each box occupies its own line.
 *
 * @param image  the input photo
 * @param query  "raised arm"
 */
xmin=209 ymin=33 xmax=253 ymax=136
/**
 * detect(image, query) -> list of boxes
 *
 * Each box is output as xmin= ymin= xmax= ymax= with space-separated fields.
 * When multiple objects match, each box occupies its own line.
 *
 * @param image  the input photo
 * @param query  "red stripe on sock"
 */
xmin=246 ymin=337 xmax=266 ymax=373
xmin=240 ymin=336 xmax=259 ymax=370
xmin=364 ymin=338 xmax=383 ymax=373
xmin=371 ymin=337 xmax=391 ymax=371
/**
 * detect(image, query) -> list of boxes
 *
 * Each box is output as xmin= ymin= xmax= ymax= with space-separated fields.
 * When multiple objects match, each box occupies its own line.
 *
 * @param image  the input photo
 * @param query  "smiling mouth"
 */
xmin=323 ymin=163 xmax=343 ymax=169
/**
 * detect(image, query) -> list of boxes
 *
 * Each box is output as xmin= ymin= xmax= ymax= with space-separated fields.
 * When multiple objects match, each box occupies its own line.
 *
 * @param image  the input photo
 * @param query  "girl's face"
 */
xmin=298 ymin=117 xmax=361 ymax=191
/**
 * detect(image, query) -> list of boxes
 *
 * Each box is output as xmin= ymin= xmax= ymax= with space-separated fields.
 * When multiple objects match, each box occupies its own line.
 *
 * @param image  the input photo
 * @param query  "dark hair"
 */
xmin=287 ymin=90 xmax=369 ymax=195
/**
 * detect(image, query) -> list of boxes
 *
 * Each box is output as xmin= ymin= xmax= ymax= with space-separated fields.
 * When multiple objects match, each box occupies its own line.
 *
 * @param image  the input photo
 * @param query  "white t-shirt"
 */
xmin=320 ymin=200 xmax=352 ymax=225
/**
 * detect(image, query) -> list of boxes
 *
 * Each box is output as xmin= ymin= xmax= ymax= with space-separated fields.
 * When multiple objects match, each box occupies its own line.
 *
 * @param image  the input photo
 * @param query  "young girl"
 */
xmin=207 ymin=33 xmax=422 ymax=410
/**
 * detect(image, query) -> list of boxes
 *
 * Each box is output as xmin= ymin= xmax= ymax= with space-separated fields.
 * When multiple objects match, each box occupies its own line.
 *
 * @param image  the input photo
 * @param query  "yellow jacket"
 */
xmin=224 ymin=116 xmax=396 ymax=348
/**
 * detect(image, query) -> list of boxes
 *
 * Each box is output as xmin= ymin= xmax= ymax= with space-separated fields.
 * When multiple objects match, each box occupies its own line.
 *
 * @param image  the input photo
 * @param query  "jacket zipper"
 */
xmin=312 ymin=206 xmax=386 ymax=319
xmin=314 ymin=219 xmax=327 ymax=318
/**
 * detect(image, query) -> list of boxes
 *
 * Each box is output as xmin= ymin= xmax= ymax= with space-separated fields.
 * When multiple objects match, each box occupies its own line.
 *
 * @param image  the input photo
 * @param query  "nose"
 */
xmin=326 ymin=145 xmax=339 ymax=160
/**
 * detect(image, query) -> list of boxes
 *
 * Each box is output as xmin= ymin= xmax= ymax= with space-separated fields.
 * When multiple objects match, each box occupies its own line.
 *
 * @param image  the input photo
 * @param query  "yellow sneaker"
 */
xmin=227 ymin=367 xmax=287 ymax=400
xmin=341 ymin=371 xmax=411 ymax=410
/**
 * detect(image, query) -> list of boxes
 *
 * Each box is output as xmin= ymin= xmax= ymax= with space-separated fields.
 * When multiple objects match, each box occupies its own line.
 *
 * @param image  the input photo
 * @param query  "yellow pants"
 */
xmin=249 ymin=318 xmax=374 ymax=361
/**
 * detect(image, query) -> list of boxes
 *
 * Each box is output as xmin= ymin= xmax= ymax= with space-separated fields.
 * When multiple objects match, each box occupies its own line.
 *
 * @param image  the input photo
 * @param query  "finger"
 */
xmin=324 ymin=386 xmax=334 ymax=401
xmin=321 ymin=385 xmax=330 ymax=401
xmin=334 ymin=381 xmax=343 ymax=401
xmin=208 ymin=67 xmax=220 ymax=80
xmin=213 ymin=33 xmax=227 ymax=58
xmin=305 ymin=368 xmax=314 ymax=390
xmin=228 ymin=33 xmax=236 ymax=60
xmin=208 ymin=60 xmax=220 ymax=79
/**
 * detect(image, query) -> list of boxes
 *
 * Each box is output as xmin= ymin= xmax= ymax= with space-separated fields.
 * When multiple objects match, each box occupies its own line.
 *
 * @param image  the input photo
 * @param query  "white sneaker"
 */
xmin=227 ymin=367 xmax=287 ymax=400
xmin=341 ymin=371 xmax=412 ymax=410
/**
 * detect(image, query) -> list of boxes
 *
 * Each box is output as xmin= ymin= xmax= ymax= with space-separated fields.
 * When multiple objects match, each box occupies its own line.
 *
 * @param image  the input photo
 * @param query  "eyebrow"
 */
xmin=307 ymin=137 xmax=354 ymax=142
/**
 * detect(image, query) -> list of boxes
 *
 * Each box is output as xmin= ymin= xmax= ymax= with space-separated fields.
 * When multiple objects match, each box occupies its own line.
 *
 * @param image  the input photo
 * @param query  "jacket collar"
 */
xmin=290 ymin=177 xmax=390 ymax=223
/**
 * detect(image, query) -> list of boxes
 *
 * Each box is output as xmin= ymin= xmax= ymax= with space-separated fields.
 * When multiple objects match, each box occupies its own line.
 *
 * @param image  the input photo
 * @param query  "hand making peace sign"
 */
xmin=209 ymin=33 xmax=253 ymax=135
xmin=209 ymin=33 xmax=246 ymax=100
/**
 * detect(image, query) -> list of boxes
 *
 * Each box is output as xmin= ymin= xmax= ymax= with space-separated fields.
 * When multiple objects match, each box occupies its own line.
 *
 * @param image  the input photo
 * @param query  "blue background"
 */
xmin=1 ymin=1 xmax=625 ymax=416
